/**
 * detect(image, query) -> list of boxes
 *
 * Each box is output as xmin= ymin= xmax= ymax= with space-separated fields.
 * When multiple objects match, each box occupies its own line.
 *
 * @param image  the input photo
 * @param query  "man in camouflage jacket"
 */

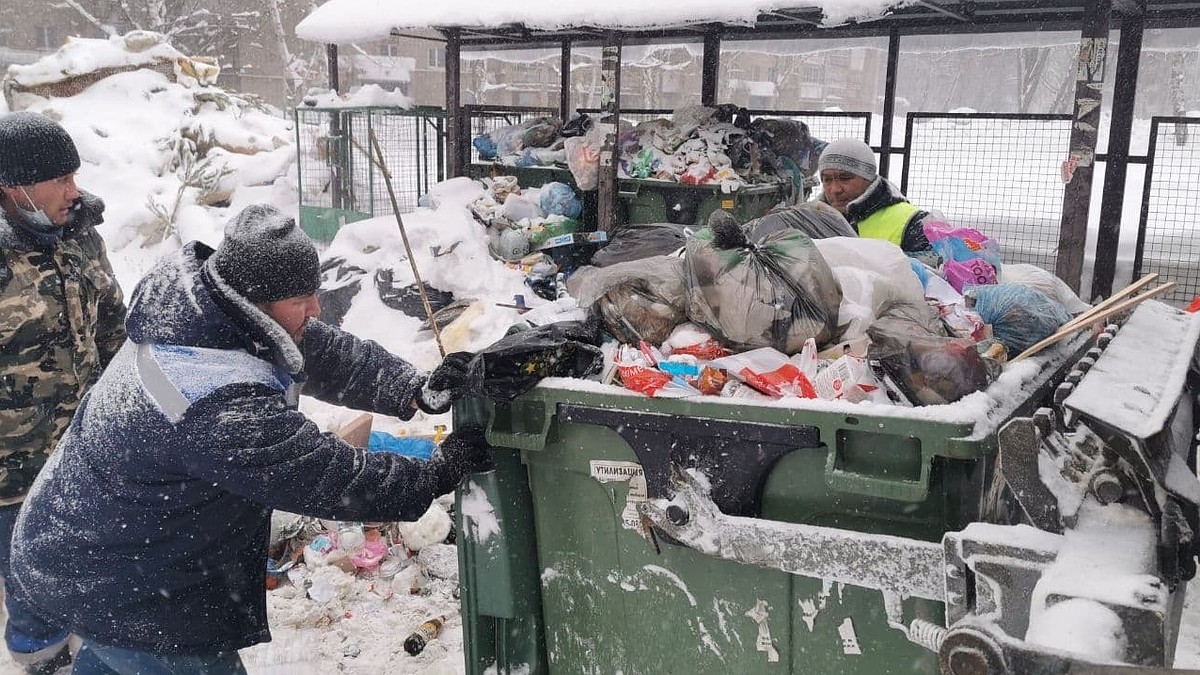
xmin=0 ymin=111 xmax=126 ymax=672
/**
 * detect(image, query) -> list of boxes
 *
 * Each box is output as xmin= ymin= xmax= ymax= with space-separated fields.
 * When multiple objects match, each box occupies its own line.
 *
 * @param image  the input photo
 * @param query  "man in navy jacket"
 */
xmin=8 ymin=204 xmax=486 ymax=674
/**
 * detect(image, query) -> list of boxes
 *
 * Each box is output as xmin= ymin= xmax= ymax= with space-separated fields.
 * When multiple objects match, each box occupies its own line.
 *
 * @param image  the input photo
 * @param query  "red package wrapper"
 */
xmin=670 ymin=339 xmax=730 ymax=361
xmin=710 ymin=347 xmax=819 ymax=399
xmin=617 ymin=364 xmax=673 ymax=397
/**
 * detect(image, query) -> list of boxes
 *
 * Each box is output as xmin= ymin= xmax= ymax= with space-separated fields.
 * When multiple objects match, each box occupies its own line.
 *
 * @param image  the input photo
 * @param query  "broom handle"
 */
xmin=356 ymin=132 xmax=447 ymax=357
xmin=1057 ymin=273 xmax=1158 ymax=334
xmin=1011 ymin=282 xmax=1176 ymax=362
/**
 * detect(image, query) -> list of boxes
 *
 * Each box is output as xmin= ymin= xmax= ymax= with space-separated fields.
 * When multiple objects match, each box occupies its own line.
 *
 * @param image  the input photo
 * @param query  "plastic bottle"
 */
xmin=403 ymin=616 xmax=445 ymax=656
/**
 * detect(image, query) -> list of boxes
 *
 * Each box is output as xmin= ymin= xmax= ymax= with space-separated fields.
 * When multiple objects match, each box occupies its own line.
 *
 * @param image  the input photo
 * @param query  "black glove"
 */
xmin=433 ymin=426 xmax=494 ymax=492
xmin=416 ymin=351 xmax=476 ymax=414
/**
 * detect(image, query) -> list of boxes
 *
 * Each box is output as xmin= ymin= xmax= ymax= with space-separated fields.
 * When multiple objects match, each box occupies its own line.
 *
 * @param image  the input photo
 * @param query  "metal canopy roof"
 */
xmin=443 ymin=0 xmax=1200 ymax=48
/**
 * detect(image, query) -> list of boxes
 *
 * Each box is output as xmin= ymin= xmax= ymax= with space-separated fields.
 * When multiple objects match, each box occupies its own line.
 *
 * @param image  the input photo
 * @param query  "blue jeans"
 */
xmin=0 ymin=503 xmax=71 ymax=658
xmin=72 ymin=642 xmax=247 ymax=675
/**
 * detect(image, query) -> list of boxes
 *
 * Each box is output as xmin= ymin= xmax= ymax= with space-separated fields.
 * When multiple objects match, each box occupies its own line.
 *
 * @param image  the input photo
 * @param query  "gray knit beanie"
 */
xmin=208 ymin=204 xmax=320 ymax=303
xmin=818 ymin=138 xmax=877 ymax=181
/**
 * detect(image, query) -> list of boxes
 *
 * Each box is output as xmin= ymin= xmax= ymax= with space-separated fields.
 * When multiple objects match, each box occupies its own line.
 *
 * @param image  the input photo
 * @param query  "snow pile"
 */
xmin=3 ymin=31 xmax=298 ymax=282
xmin=301 ymin=83 xmax=413 ymax=109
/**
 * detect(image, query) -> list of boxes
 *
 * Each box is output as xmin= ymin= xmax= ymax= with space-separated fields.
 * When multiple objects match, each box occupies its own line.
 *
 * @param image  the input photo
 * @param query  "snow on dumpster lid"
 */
xmin=296 ymin=0 xmax=903 ymax=45
xmin=1064 ymin=300 xmax=1200 ymax=441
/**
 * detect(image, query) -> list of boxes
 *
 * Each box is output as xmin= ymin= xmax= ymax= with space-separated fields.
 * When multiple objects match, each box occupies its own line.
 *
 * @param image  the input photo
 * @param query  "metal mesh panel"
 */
xmin=903 ymin=113 xmax=1071 ymax=273
xmin=466 ymin=106 xmax=556 ymax=164
xmin=1137 ymin=118 xmax=1200 ymax=306
xmin=345 ymin=111 xmax=445 ymax=215
xmin=295 ymin=109 xmax=337 ymax=210
xmin=295 ymin=107 xmax=445 ymax=217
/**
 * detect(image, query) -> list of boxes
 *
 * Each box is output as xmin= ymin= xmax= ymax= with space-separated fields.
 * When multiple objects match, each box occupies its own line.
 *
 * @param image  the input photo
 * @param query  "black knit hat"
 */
xmin=209 ymin=204 xmax=321 ymax=303
xmin=0 ymin=112 xmax=81 ymax=187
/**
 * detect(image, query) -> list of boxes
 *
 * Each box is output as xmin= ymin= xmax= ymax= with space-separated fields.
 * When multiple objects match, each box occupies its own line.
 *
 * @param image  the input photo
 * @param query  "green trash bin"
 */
xmin=468 ymin=163 xmax=789 ymax=228
xmin=454 ymin=338 xmax=1082 ymax=675
xmin=616 ymin=179 xmax=789 ymax=228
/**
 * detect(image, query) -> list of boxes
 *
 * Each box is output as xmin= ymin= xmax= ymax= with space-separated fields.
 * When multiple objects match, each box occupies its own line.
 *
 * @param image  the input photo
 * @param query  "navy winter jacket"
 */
xmin=9 ymin=241 xmax=463 ymax=653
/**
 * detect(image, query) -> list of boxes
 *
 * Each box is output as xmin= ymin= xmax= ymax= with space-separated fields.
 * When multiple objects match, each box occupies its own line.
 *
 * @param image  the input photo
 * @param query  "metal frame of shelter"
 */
xmin=317 ymin=0 xmax=1200 ymax=299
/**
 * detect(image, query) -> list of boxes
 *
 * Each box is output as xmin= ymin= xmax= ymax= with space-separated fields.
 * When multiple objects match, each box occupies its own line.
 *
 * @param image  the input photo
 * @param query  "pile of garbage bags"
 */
xmin=551 ymin=205 xmax=1087 ymax=407
xmin=473 ymin=104 xmax=827 ymax=195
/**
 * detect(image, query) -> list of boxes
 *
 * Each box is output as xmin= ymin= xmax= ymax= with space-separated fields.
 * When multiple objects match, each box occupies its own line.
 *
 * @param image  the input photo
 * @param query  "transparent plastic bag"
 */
xmin=684 ymin=216 xmax=842 ymax=354
xmin=567 ymin=256 xmax=688 ymax=344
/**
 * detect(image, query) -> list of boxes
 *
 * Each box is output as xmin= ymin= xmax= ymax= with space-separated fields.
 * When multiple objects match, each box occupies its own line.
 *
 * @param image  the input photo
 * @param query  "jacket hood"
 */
xmin=126 ymin=241 xmax=249 ymax=351
xmin=126 ymin=241 xmax=306 ymax=375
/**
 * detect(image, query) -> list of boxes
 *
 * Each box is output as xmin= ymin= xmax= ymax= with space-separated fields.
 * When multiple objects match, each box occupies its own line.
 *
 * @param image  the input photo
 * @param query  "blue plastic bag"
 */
xmin=367 ymin=432 xmax=436 ymax=460
xmin=966 ymin=283 xmax=1070 ymax=354
xmin=472 ymin=134 xmax=498 ymax=160
xmin=539 ymin=182 xmax=583 ymax=219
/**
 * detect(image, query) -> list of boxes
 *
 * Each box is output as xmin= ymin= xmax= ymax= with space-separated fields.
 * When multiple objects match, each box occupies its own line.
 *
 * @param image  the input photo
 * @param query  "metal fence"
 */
xmin=295 ymin=106 xmax=445 ymax=240
xmin=1135 ymin=117 xmax=1200 ymax=307
xmin=464 ymin=104 xmax=557 ymax=164
xmin=902 ymin=112 xmax=1072 ymax=273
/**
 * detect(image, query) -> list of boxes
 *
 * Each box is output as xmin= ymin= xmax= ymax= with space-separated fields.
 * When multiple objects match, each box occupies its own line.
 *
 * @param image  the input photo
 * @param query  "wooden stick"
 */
xmin=354 ymin=132 xmax=447 ymax=357
xmin=1057 ymin=272 xmax=1158 ymax=334
xmin=1011 ymin=282 xmax=1176 ymax=362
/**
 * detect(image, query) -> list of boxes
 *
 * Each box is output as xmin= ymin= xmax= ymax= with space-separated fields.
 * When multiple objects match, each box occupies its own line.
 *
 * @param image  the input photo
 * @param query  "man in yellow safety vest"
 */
xmin=816 ymin=137 xmax=936 ymax=259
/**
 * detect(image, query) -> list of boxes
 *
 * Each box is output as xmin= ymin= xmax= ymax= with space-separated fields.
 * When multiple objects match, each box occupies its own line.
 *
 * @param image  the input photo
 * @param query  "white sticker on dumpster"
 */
xmin=745 ymin=599 xmax=780 ymax=663
xmin=589 ymin=460 xmax=644 ymax=483
xmin=838 ymin=617 xmax=862 ymax=655
xmin=589 ymin=461 xmax=648 ymax=534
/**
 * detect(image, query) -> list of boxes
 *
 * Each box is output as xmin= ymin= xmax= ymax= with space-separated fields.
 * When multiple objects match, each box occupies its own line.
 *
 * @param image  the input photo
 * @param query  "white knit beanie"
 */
xmin=818 ymin=138 xmax=877 ymax=180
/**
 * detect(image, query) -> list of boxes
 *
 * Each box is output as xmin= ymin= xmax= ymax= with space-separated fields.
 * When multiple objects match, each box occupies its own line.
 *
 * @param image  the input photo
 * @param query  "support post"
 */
xmin=701 ymin=30 xmax=721 ymax=108
xmin=444 ymin=29 xmax=465 ymax=178
xmin=878 ymin=27 xmax=901 ymax=179
xmin=560 ymin=39 xmax=572 ymax=123
xmin=1090 ymin=14 xmax=1143 ymax=300
xmin=597 ymin=32 xmax=622 ymax=234
xmin=1056 ymin=0 xmax=1112 ymax=293
xmin=325 ymin=43 xmax=343 ymax=211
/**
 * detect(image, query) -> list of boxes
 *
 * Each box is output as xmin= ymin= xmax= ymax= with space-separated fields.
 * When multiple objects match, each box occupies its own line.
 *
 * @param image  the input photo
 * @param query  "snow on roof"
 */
xmin=296 ymin=0 xmax=904 ymax=45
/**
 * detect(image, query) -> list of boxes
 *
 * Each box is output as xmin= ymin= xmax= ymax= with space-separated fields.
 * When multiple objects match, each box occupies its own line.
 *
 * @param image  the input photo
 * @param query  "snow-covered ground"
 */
xmin=3 ymin=26 xmax=1200 ymax=675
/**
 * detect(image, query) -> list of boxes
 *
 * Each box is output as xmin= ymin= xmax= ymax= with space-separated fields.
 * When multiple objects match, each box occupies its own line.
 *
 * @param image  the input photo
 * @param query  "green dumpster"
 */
xmin=454 ymin=335 xmax=1088 ymax=675
xmin=468 ymin=163 xmax=789 ymax=228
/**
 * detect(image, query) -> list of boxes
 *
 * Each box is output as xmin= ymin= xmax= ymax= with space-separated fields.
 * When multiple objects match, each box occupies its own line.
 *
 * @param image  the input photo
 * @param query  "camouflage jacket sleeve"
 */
xmin=76 ymin=227 xmax=127 ymax=367
xmin=0 ymin=192 xmax=127 ymax=504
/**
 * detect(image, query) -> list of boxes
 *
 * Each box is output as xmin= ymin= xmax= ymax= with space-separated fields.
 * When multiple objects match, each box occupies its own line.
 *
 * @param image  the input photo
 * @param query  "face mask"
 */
xmin=16 ymin=187 xmax=56 ymax=231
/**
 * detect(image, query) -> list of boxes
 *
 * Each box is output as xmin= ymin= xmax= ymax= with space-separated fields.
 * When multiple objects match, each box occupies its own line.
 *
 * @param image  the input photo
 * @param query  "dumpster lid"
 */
xmin=1064 ymin=300 xmax=1200 ymax=441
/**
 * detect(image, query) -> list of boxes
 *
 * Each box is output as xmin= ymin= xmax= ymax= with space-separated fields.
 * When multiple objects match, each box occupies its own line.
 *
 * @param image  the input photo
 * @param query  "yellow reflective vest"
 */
xmin=856 ymin=201 xmax=919 ymax=247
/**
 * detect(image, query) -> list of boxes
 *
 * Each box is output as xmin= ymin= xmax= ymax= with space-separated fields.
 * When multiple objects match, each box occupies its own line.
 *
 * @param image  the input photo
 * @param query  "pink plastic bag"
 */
xmin=943 ymin=257 xmax=997 ymax=293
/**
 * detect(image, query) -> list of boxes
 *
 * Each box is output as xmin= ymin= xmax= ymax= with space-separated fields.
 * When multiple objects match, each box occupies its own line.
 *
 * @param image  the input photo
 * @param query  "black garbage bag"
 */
xmin=464 ymin=320 xmax=604 ymax=402
xmin=317 ymin=256 xmax=367 ymax=326
xmin=375 ymin=269 xmax=455 ymax=318
xmin=684 ymin=213 xmax=842 ymax=354
xmin=590 ymin=223 xmax=689 ymax=267
xmin=743 ymin=202 xmax=856 ymax=241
